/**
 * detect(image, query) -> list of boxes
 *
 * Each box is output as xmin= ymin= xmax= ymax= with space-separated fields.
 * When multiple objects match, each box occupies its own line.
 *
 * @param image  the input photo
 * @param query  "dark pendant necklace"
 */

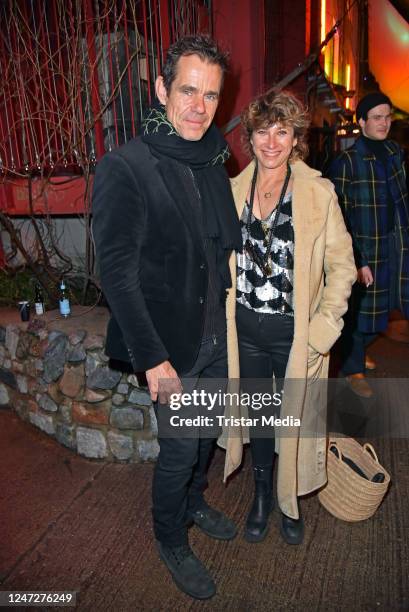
xmin=245 ymin=161 xmax=291 ymax=277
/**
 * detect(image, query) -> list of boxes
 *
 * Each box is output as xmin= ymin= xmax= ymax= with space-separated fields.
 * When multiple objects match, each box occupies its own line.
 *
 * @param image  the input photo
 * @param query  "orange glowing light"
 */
xmin=368 ymin=0 xmax=409 ymax=112
xmin=321 ymin=0 xmax=326 ymax=48
xmin=305 ymin=0 xmax=311 ymax=55
xmin=346 ymin=64 xmax=351 ymax=90
xmin=345 ymin=64 xmax=351 ymax=108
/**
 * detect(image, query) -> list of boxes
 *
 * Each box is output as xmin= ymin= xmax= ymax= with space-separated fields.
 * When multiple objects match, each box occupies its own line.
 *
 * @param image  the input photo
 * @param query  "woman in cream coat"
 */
xmin=223 ymin=90 xmax=356 ymax=545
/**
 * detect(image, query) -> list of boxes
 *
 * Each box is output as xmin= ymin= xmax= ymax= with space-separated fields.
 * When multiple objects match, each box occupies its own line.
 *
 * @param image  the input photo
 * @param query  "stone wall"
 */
xmin=0 ymin=307 xmax=158 ymax=462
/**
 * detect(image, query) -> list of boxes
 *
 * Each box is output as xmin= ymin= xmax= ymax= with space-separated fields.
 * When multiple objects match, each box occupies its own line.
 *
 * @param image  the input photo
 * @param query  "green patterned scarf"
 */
xmin=142 ymin=104 xmax=231 ymax=169
xmin=141 ymin=102 xmax=241 ymax=252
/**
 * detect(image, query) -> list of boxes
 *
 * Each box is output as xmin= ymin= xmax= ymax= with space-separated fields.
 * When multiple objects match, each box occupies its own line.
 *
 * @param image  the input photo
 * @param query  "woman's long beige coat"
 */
xmin=222 ymin=159 xmax=356 ymax=519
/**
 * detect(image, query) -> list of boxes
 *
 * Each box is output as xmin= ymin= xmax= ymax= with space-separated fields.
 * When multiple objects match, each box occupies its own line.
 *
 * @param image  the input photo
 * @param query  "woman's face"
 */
xmin=251 ymin=123 xmax=297 ymax=171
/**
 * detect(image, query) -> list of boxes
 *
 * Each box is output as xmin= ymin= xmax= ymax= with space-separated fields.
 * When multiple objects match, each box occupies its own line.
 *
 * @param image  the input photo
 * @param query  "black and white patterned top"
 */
xmin=236 ymin=194 xmax=295 ymax=315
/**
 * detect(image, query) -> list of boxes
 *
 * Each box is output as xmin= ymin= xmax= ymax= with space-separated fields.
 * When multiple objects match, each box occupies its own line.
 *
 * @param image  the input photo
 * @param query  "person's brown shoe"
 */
xmin=365 ymin=355 xmax=376 ymax=370
xmin=346 ymin=373 xmax=373 ymax=398
xmin=383 ymin=320 xmax=409 ymax=343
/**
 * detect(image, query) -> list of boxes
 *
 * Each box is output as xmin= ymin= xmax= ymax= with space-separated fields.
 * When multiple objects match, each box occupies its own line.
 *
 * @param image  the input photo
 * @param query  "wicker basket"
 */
xmin=318 ymin=437 xmax=391 ymax=522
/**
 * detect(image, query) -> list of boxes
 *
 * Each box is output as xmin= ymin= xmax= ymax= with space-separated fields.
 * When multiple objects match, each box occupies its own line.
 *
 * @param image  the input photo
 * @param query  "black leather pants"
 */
xmin=236 ymin=303 xmax=294 ymax=467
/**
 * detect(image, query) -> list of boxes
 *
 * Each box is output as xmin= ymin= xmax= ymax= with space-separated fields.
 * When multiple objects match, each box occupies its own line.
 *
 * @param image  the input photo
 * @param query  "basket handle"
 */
xmin=328 ymin=440 xmax=343 ymax=462
xmin=363 ymin=443 xmax=379 ymax=464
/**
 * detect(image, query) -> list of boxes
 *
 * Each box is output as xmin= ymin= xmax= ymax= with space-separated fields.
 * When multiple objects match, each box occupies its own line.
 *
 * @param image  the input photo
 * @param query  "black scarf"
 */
xmin=141 ymin=103 xmax=242 ymax=251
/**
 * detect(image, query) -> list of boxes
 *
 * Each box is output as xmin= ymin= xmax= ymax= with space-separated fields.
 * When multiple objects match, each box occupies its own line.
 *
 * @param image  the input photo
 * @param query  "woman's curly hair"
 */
xmin=241 ymin=89 xmax=310 ymax=161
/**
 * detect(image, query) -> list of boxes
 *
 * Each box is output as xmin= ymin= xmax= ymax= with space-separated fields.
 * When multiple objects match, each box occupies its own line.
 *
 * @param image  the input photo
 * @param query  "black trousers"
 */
xmin=236 ymin=303 xmax=294 ymax=467
xmin=152 ymin=332 xmax=227 ymax=547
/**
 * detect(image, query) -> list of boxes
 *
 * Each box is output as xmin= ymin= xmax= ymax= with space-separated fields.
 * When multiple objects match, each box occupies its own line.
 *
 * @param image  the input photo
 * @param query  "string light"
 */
xmin=345 ymin=64 xmax=351 ymax=109
xmin=321 ymin=0 xmax=327 ymax=50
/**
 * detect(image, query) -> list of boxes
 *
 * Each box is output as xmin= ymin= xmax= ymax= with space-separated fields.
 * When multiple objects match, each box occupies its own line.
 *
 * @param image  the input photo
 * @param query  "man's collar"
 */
xmin=356 ymin=135 xmax=395 ymax=160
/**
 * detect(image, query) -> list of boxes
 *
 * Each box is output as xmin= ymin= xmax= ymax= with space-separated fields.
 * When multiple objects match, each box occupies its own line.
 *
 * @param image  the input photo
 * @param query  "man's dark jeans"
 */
xmin=152 ymin=332 xmax=227 ymax=547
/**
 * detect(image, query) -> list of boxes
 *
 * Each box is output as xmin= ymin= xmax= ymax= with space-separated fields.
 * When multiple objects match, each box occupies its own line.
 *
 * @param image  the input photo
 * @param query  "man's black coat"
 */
xmin=92 ymin=137 xmax=213 ymax=374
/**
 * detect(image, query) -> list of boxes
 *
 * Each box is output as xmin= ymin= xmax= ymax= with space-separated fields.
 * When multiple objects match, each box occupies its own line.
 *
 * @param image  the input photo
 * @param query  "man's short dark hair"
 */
xmin=162 ymin=34 xmax=229 ymax=93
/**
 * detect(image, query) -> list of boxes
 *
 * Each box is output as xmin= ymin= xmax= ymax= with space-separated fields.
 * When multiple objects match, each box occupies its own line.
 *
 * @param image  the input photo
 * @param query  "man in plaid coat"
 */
xmin=329 ymin=92 xmax=409 ymax=397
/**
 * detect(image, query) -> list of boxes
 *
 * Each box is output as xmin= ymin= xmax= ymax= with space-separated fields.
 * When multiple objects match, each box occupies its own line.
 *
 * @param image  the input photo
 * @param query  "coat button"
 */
xmin=199 ymin=297 xmax=205 ymax=304
xmin=200 ymin=263 xmax=205 ymax=270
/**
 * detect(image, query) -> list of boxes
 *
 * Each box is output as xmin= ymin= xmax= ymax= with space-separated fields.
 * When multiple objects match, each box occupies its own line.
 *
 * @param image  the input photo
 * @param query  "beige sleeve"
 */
xmin=308 ymin=190 xmax=357 ymax=355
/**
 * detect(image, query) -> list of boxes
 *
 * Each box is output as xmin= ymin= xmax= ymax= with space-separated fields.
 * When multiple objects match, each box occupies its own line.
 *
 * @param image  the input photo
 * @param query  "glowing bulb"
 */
xmin=321 ymin=0 xmax=326 ymax=43
xmin=346 ymin=64 xmax=351 ymax=90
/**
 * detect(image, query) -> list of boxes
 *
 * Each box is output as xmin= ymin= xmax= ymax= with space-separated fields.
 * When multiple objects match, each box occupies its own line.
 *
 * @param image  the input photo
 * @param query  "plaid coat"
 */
xmin=329 ymin=136 xmax=409 ymax=332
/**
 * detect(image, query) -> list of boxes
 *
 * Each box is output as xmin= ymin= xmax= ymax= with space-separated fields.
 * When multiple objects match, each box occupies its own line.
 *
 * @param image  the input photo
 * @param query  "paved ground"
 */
xmin=0 ymin=328 xmax=408 ymax=611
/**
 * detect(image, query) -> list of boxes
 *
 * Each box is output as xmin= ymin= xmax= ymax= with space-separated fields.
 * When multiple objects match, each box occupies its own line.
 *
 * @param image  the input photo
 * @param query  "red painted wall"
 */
xmin=265 ymin=0 xmax=308 ymax=98
xmin=213 ymin=0 xmax=265 ymax=175
xmin=1 ymin=0 xmax=266 ymax=216
xmin=0 ymin=176 xmax=91 ymax=216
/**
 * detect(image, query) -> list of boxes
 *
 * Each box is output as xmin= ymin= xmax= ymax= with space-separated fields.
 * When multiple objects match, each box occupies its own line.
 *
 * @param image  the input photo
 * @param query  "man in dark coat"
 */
xmin=92 ymin=35 xmax=242 ymax=600
xmin=329 ymin=92 xmax=409 ymax=397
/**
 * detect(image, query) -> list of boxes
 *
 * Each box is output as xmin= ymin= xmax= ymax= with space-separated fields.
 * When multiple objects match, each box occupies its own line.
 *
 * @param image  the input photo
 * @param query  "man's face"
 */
xmin=359 ymin=103 xmax=392 ymax=140
xmin=155 ymin=54 xmax=222 ymax=141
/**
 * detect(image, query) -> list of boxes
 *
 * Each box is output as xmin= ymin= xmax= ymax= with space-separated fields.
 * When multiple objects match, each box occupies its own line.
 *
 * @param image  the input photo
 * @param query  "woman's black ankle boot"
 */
xmin=280 ymin=503 xmax=304 ymax=545
xmin=244 ymin=466 xmax=274 ymax=543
